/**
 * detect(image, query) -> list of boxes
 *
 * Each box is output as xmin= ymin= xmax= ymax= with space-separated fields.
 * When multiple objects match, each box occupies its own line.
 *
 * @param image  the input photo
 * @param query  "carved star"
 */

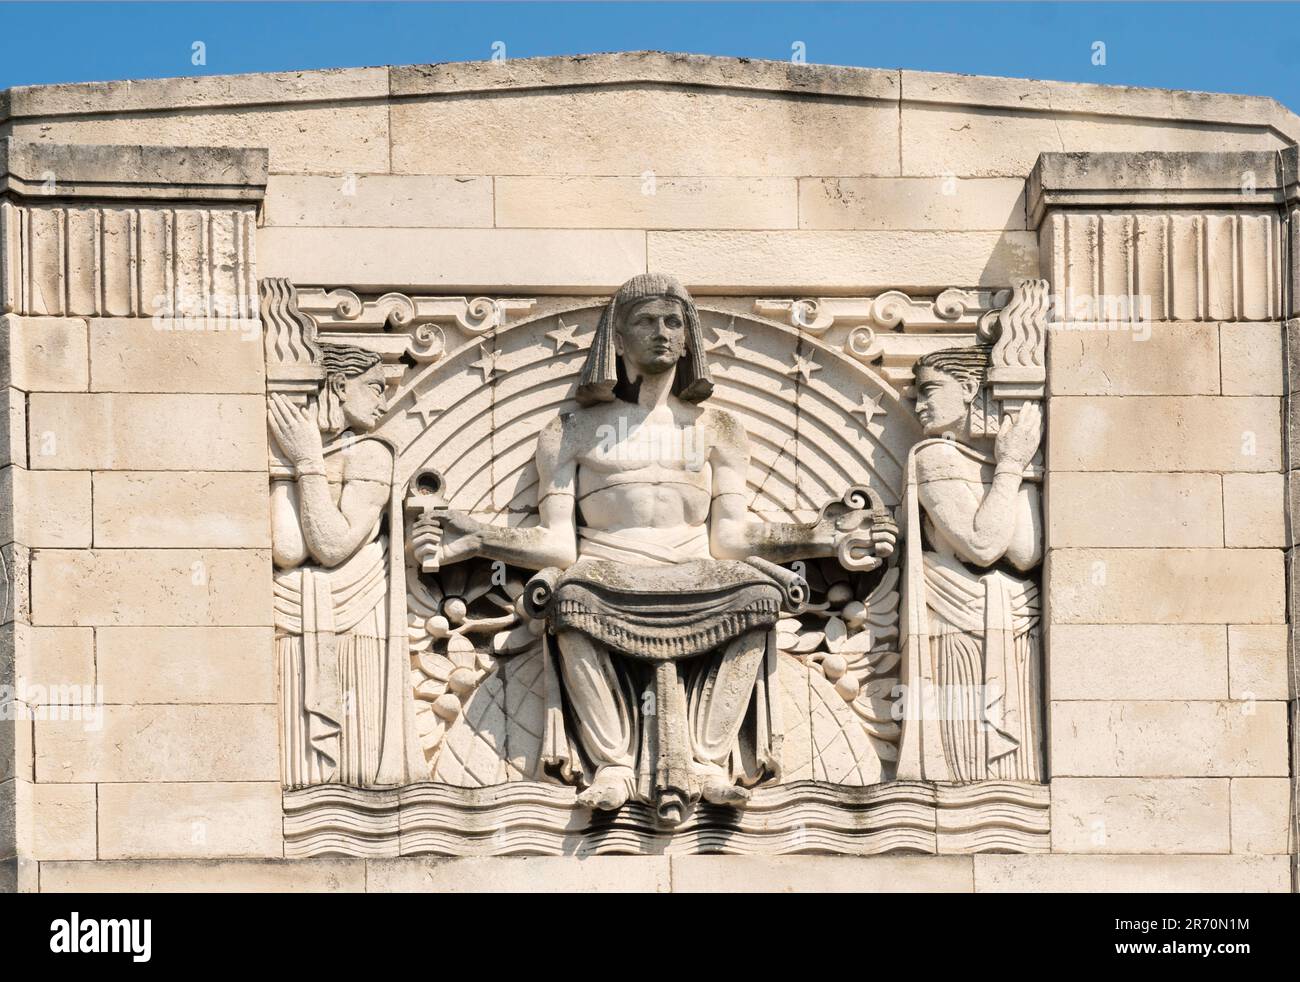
xmin=469 ymin=344 xmax=502 ymax=383
xmin=406 ymin=385 xmax=446 ymax=428
xmin=545 ymin=318 xmax=581 ymax=352
xmin=706 ymin=319 xmax=744 ymax=357
xmin=788 ymin=351 xmax=821 ymax=384
xmin=858 ymin=392 xmax=887 ymax=431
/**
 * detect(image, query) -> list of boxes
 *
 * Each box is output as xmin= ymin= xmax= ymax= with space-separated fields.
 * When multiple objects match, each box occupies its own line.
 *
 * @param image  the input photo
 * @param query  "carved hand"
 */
xmin=411 ymin=509 xmax=484 ymax=567
xmin=994 ymin=401 xmax=1043 ymax=470
xmin=268 ymin=393 xmax=325 ymax=468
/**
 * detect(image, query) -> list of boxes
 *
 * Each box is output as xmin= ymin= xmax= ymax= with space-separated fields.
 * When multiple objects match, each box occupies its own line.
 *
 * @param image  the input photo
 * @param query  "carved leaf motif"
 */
xmin=776 ymin=655 xmax=882 ymax=786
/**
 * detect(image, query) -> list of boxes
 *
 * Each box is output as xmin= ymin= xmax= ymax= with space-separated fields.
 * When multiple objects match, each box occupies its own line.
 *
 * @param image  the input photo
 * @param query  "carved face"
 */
xmin=616 ymin=297 xmax=688 ymax=375
xmin=914 ymin=364 xmax=978 ymax=438
xmin=335 ymin=363 xmax=387 ymax=433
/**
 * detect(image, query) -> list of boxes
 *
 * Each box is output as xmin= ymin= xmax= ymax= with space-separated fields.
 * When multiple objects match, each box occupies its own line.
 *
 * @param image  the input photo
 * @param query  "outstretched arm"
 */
xmin=413 ymin=414 xmax=579 ymax=571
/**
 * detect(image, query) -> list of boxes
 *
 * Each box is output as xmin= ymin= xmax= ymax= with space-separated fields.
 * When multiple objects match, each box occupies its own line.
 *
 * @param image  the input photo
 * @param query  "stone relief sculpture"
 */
xmin=407 ymin=274 xmax=896 ymax=824
xmin=264 ymin=273 xmax=1052 ymax=855
xmin=897 ymin=282 xmax=1048 ymax=784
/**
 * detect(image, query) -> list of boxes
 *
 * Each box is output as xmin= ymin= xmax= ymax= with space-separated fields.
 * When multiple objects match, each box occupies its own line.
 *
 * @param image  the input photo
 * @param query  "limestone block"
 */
xmin=366 ymin=856 xmax=671 ymax=893
xmin=2 ymin=202 xmax=259 ymax=320
xmin=257 ymin=227 xmax=646 ymax=292
xmin=974 ymin=854 xmax=1291 ymax=893
xmin=1047 ymin=473 xmax=1222 ymax=548
xmin=1038 ymin=211 xmax=1283 ymax=325
xmin=1050 ymin=701 xmax=1288 ymax=777
xmin=1219 ymin=322 xmax=1283 ymax=395
xmin=669 ymin=856 xmax=974 ymax=892
xmin=496 ymin=176 xmax=797 ymax=230
xmin=647 ymin=230 xmax=1038 ymax=291
xmin=26 ymin=393 xmax=266 ymax=471
xmin=0 ymin=468 xmax=91 ymax=547
xmin=1229 ymin=778 xmax=1293 ymax=854
xmin=1049 ymin=624 xmax=1227 ymax=701
xmin=1050 ymin=778 xmax=1229 ymax=854
xmin=98 ymin=783 xmax=282 ymax=859
xmin=92 ymin=472 xmax=271 ymax=549
xmin=903 ymin=104 xmax=1285 ymax=178
xmin=15 ymin=782 xmax=96 ymax=860
xmin=390 ymin=87 xmax=899 ymax=177
xmin=0 ymin=316 xmax=88 ymax=391
xmin=1221 ymin=472 xmax=1285 ymax=548
xmin=89 ymin=318 xmax=265 ymax=393
xmin=1 ymin=389 xmax=25 ymax=468
xmin=11 ymin=625 xmax=95 ymax=703
xmin=1047 ymin=322 xmax=1219 ymax=396
xmin=1 ymin=542 xmax=31 ymax=626
xmin=1047 ymin=397 xmax=1281 ymax=472
xmin=0 ymin=780 xmax=12 ymax=858
xmin=1049 ymin=548 xmax=1283 ymax=624
xmin=96 ymin=627 xmax=274 ymax=704
xmin=39 ymin=857 xmax=366 ymax=893
xmin=30 ymin=549 xmax=272 ymax=627
xmin=34 ymin=705 xmax=277 ymax=782
xmin=1226 ymin=624 xmax=1289 ymax=700
xmin=798 ymin=177 xmax=1027 ymax=230
xmin=263 ymin=174 xmax=494 ymax=228
xmin=8 ymin=103 xmax=389 ymax=176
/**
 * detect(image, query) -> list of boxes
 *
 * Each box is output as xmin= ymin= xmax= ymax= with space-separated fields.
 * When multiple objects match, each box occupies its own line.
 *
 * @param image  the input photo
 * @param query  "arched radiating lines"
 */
xmin=392 ymin=305 xmax=921 ymax=523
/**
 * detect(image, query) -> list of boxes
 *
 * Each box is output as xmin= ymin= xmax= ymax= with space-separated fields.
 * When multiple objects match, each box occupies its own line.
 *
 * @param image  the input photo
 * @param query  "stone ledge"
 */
xmin=0 ymin=138 xmax=267 ymax=202
xmin=1028 ymin=149 xmax=1295 ymax=226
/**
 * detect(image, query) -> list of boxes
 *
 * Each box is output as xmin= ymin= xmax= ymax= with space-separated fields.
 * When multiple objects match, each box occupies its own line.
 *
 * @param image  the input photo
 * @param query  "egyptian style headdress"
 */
xmin=576 ymin=273 xmax=713 ymax=406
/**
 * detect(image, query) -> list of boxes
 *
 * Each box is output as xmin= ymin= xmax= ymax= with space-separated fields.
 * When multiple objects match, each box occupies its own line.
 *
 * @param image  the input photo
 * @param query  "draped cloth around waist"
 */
xmin=922 ymin=549 xmax=1039 ymax=764
xmin=273 ymin=538 xmax=388 ymax=770
xmin=533 ymin=527 xmax=803 ymax=661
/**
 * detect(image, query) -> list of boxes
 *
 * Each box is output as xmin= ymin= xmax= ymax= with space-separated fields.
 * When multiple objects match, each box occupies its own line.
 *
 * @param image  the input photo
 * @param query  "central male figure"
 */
xmin=417 ymin=274 xmax=891 ymax=822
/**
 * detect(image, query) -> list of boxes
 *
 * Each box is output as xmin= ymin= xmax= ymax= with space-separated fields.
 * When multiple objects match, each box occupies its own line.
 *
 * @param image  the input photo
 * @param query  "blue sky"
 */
xmin=1 ymin=2 xmax=1298 ymax=110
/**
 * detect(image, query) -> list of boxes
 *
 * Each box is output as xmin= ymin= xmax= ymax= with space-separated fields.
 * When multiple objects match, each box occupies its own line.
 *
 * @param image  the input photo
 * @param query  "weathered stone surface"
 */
xmin=1049 ymin=624 xmax=1227 ymax=701
xmin=647 ymin=230 xmax=1038 ymax=290
xmin=0 ymin=468 xmax=91 ymax=547
xmin=264 ymin=174 xmax=494 ymax=229
xmin=39 ymin=857 xmax=366 ymax=892
xmin=30 ymin=549 xmax=272 ymax=626
xmin=257 ymin=227 xmax=646 ymax=292
xmin=670 ymin=855 xmax=974 ymax=892
xmin=1226 ymin=624 xmax=1290 ymax=700
xmin=1220 ymin=322 xmax=1284 ymax=395
xmin=1050 ymin=701 xmax=1289 ymax=776
xmin=1048 ymin=397 xmax=1282 ymax=472
xmin=15 ymin=782 xmax=96 ymax=860
xmin=496 ymin=176 xmax=797 ymax=230
xmin=0 ymin=316 xmax=88 ymax=391
xmin=34 ymin=705 xmax=277 ymax=782
xmin=1047 ymin=323 xmax=1220 ymax=396
xmin=1229 ymin=778 xmax=1293 ymax=854
xmin=11 ymin=625 xmax=94 ymax=701
xmin=92 ymin=472 xmax=271 ymax=548
xmin=974 ymin=854 xmax=1291 ymax=892
xmin=1050 ymin=778 xmax=1229 ymax=854
xmin=96 ymin=627 xmax=274 ymax=704
xmin=1222 ymin=472 xmax=1286 ymax=548
xmin=367 ymin=856 xmax=671 ymax=893
xmin=1047 ymin=473 xmax=1222 ymax=548
xmin=89 ymin=318 xmax=265 ymax=393
xmin=0 ymin=389 xmax=25 ymax=469
xmin=26 ymin=393 xmax=266 ymax=471
xmin=1049 ymin=549 xmax=1284 ymax=624
xmin=798 ymin=177 xmax=1026 ymax=230
xmin=98 ymin=783 xmax=282 ymax=859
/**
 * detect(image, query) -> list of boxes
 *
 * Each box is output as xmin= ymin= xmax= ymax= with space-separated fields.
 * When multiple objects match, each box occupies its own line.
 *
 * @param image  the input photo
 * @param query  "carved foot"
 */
xmin=576 ymin=766 xmax=634 ymax=811
xmin=700 ymin=774 xmax=751 ymax=807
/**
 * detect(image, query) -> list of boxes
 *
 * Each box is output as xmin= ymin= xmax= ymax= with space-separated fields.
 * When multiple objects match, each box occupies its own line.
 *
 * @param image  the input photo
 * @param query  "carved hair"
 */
xmin=914 ymin=344 xmax=992 ymax=389
xmin=317 ymin=342 xmax=383 ymax=434
xmin=577 ymin=273 xmax=713 ymax=406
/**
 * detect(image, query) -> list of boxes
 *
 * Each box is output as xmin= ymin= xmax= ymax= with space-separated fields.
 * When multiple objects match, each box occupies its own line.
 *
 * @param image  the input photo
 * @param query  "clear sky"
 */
xmin=1 ymin=1 xmax=1297 ymax=111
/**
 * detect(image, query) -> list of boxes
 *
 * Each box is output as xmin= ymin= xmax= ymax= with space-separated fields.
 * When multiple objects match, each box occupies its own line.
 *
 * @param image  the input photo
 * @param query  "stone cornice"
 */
xmin=0 ymin=138 xmax=268 ymax=202
xmin=1027 ymin=149 xmax=1296 ymax=227
xmin=1 ymin=52 xmax=1295 ymax=146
